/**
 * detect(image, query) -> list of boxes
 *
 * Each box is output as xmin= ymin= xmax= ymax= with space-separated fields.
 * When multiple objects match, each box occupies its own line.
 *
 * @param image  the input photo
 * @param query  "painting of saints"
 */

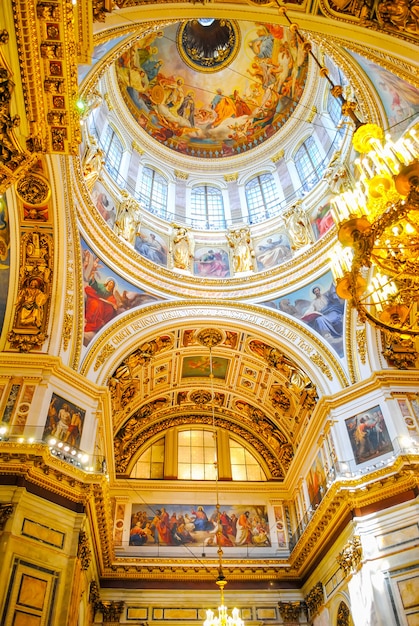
xmin=135 ymin=229 xmax=168 ymax=267
xmin=262 ymin=272 xmax=345 ymax=357
xmin=43 ymin=393 xmax=86 ymax=448
xmin=194 ymin=247 xmax=230 ymax=277
xmin=255 ymin=234 xmax=292 ymax=270
xmin=81 ymin=240 xmax=160 ymax=345
xmin=311 ymin=203 xmax=334 ymax=239
xmin=115 ymin=21 xmax=309 ymax=158
xmin=128 ymin=503 xmax=271 ymax=548
xmin=345 ymin=406 xmax=393 ymax=465
xmin=91 ymin=182 xmax=116 ymax=227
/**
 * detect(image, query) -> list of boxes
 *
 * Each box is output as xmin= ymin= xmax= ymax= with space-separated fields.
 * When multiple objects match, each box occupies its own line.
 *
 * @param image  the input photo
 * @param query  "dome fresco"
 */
xmin=115 ymin=21 xmax=309 ymax=158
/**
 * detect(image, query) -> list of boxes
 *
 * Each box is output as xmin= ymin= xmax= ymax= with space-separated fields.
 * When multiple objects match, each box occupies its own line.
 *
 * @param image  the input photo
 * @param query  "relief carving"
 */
xmin=8 ymin=231 xmax=53 ymax=351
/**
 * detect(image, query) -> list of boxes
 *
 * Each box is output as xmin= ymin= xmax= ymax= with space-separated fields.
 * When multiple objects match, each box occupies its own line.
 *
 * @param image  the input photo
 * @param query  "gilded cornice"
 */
xmin=0 ymin=353 xmax=109 ymax=402
xmin=314 ymin=369 xmax=419 ymax=416
xmin=0 ymin=442 xmax=103 ymax=503
xmin=287 ymin=458 xmax=419 ymax=575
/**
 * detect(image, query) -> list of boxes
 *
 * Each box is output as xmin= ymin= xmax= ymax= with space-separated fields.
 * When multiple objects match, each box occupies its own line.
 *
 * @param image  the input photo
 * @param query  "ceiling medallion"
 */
xmin=177 ymin=19 xmax=240 ymax=73
xmin=197 ymin=328 xmax=223 ymax=347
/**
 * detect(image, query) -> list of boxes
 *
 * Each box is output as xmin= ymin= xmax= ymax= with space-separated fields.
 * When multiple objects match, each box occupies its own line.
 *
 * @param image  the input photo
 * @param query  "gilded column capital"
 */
xmin=337 ymin=535 xmax=362 ymax=576
xmin=0 ymin=503 xmax=14 ymax=530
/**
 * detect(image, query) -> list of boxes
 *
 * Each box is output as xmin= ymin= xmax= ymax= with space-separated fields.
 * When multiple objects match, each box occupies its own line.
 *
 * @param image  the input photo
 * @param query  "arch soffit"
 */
xmin=80 ymin=300 xmax=349 ymax=392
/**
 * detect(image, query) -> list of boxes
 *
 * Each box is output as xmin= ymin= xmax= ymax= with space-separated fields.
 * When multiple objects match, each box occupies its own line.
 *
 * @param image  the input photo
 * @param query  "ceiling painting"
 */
xmin=261 ymin=271 xmax=345 ymax=357
xmin=116 ymin=21 xmax=309 ymax=158
xmin=181 ymin=355 xmax=229 ymax=379
xmin=81 ymin=239 xmax=162 ymax=346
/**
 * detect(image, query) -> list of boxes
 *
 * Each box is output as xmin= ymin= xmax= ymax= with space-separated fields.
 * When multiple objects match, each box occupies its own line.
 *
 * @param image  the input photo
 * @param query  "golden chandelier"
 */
xmin=330 ymin=122 xmax=419 ymax=339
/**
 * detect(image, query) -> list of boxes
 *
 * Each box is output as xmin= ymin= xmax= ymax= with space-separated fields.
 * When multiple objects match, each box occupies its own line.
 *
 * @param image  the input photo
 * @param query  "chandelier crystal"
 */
xmin=330 ymin=121 xmax=419 ymax=339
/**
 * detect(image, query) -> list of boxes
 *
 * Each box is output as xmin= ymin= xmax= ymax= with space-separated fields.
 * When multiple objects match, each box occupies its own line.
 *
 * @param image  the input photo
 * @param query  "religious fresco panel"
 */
xmin=254 ymin=232 xmax=292 ymax=271
xmin=348 ymin=52 xmax=419 ymax=136
xmin=181 ymin=355 xmax=229 ymax=379
xmin=43 ymin=393 xmax=86 ymax=448
xmin=345 ymin=405 xmax=393 ymax=465
xmin=310 ymin=202 xmax=334 ymax=240
xmin=91 ymin=180 xmax=117 ymax=228
xmin=129 ymin=503 xmax=271 ymax=547
xmin=135 ymin=227 xmax=168 ymax=267
xmin=115 ymin=22 xmax=309 ymax=158
xmin=261 ymin=271 xmax=345 ymax=357
xmin=193 ymin=247 xmax=230 ymax=277
xmin=81 ymin=238 xmax=162 ymax=346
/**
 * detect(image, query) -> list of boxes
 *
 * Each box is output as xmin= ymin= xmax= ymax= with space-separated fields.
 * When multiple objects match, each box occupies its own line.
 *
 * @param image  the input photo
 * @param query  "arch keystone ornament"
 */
xmin=197 ymin=328 xmax=223 ymax=348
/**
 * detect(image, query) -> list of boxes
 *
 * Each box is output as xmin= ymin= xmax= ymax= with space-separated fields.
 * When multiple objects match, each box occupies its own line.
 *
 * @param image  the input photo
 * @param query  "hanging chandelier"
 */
xmin=330 ymin=121 xmax=419 ymax=339
xmin=204 ymin=543 xmax=244 ymax=626
xmin=197 ymin=330 xmax=244 ymax=626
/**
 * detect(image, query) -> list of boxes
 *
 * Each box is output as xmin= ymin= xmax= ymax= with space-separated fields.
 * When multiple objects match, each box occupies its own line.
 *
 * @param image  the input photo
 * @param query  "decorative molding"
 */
xmin=174 ymin=169 xmax=189 ymax=180
xmin=0 ymin=36 xmax=39 ymax=192
xmin=271 ymin=149 xmax=284 ymax=163
xmin=356 ymin=327 xmax=367 ymax=364
xmin=97 ymin=601 xmax=125 ymax=623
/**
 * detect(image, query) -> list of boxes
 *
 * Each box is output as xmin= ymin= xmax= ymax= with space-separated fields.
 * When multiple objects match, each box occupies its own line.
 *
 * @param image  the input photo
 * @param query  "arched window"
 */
xmin=230 ymin=439 xmax=267 ymax=481
xmin=129 ymin=428 xmax=267 ymax=480
xmin=295 ymin=137 xmax=324 ymax=192
xmin=245 ymin=173 xmax=281 ymax=223
xmin=130 ymin=437 xmax=165 ymax=479
xmin=190 ymin=185 xmax=225 ymax=230
xmin=178 ymin=429 xmax=217 ymax=480
xmin=137 ymin=166 xmax=168 ymax=218
xmin=102 ymin=125 xmax=123 ymax=183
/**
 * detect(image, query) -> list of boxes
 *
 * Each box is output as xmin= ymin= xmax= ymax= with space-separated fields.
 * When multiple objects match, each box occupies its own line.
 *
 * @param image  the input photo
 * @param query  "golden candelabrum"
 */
xmin=204 ymin=543 xmax=244 ymax=626
xmin=330 ymin=121 xmax=419 ymax=339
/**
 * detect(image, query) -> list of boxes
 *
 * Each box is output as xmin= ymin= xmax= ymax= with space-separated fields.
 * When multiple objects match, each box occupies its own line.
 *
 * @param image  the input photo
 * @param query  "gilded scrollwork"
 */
xmin=337 ymin=601 xmax=351 ymax=626
xmin=0 ymin=503 xmax=14 ymax=530
xmin=309 ymin=352 xmax=333 ymax=380
xmin=96 ymin=601 xmax=125 ymax=622
xmin=15 ymin=173 xmax=51 ymax=205
xmin=319 ymin=0 xmax=419 ymax=40
xmin=381 ymin=331 xmax=419 ymax=369
xmin=197 ymin=327 xmax=223 ymax=348
xmin=190 ymin=389 xmax=212 ymax=405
